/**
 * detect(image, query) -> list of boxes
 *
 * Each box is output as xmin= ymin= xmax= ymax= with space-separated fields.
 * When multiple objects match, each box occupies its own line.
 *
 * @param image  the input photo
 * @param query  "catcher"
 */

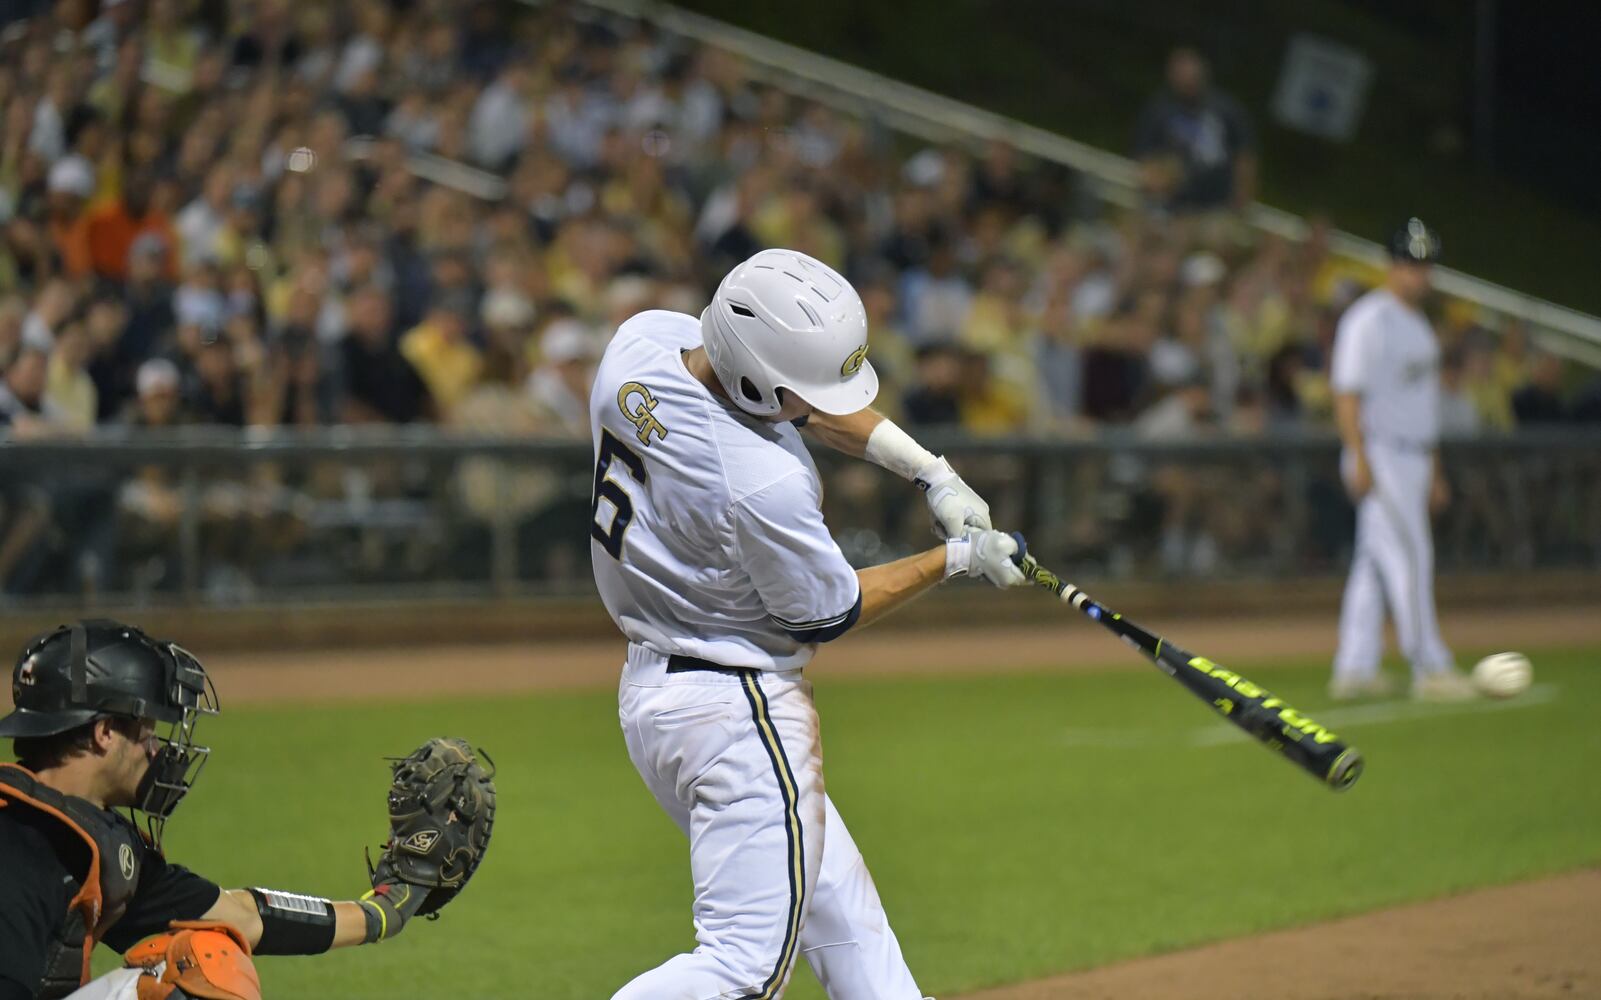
xmin=0 ymin=620 xmax=495 ymax=1000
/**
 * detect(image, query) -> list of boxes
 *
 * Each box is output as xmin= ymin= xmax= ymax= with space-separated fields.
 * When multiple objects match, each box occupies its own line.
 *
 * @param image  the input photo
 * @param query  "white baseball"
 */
xmin=1470 ymin=652 xmax=1533 ymax=699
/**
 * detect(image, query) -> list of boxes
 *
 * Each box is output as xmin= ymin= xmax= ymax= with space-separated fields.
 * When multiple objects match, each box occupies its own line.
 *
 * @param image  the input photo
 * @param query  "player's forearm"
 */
xmin=1333 ymin=393 xmax=1365 ymax=455
xmin=854 ymin=545 xmax=947 ymax=628
xmin=804 ymin=406 xmax=886 ymax=460
xmin=208 ymin=888 xmax=382 ymax=953
xmin=807 ymin=408 xmax=948 ymax=480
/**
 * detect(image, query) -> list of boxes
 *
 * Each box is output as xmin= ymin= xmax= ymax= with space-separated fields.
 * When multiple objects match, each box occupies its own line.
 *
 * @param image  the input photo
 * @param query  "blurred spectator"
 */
xmin=900 ymin=237 xmax=972 ymax=345
xmin=131 ymin=358 xmax=182 ymax=428
xmin=400 ymin=300 xmax=481 ymax=415
xmin=0 ymin=298 xmax=23 ymax=369
xmin=902 ymin=344 xmax=964 ymax=427
xmin=1512 ymin=352 xmax=1570 ymax=424
xmin=1082 ymin=294 xmax=1158 ymax=422
xmin=340 ymin=285 xmax=431 ymax=423
xmin=0 ymin=347 xmax=50 ymax=432
xmin=468 ymin=62 xmax=532 ymax=170
xmin=1135 ymin=377 xmax=1212 ymax=439
xmin=0 ymin=0 xmax=1570 ymax=459
xmin=1459 ymin=337 xmax=1515 ymax=432
xmin=84 ymin=172 xmax=178 ymax=281
xmin=526 ymin=319 xmax=599 ymax=438
xmin=45 ymin=320 xmax=97 ymax=430
xmin=188 ymin=337 xmax=248 ymax=426
xmin=1438 ymin=349 xmax=1481 ymax=436
xmin=1263 ymin=343 xmax=1307 ymax=429
xmin=22 ymin=278 xmax=74 ymax=351
xmin=45 ymin=154 xmax=97 ymax=276
xmin=1133 ymin=48 xmax=1256 ymax=215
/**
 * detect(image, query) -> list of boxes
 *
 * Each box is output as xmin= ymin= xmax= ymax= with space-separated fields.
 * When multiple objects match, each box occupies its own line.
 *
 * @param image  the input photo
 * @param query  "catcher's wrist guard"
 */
xmin=246 ymin=888 xmax=336 ymax=955
xmin=363 ymin=737 xmax=496 ymax=942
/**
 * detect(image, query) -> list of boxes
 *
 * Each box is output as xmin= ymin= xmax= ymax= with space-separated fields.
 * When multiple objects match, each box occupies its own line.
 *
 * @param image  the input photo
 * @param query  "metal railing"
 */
xmin=2 ymin=429 xmax=1595 ymax=608
xmin=553 ymin=0 xmax=1601 ymax=370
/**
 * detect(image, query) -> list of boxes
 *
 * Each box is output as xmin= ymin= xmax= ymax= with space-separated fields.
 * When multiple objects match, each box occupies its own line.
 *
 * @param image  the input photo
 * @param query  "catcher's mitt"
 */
xmin=369 ymin=737 xmax=496 ymax=920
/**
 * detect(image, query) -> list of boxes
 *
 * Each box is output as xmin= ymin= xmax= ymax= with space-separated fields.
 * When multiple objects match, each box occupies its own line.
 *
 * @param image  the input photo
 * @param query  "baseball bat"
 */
xmin=1009 ymin=538 xmax=1363 ymax=792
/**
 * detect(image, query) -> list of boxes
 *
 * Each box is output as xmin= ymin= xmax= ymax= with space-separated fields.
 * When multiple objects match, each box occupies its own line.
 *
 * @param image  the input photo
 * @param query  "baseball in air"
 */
xmin=1470 ymin=652 xmax=1533 ymax=699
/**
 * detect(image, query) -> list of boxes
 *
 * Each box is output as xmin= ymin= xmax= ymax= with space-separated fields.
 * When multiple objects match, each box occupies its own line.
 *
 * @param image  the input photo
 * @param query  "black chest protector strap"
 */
xmin=0 ymin=764 xmax=145 ymax=1000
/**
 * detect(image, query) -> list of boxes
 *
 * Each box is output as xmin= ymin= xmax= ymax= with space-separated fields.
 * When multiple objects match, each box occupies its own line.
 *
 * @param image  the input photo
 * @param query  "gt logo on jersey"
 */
xmin=840 ymin=344 xmax=869 ymax=378
xmin=618 ymin=381 xmax=668 ymax=446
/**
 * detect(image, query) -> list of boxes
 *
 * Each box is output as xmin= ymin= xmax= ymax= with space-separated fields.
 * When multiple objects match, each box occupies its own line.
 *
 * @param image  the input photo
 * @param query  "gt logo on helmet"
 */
xmin=840 ymin=345 xmax=869 ymax=378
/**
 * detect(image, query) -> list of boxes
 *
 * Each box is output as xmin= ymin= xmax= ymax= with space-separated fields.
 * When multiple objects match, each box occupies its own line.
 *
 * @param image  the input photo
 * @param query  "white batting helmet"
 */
xmin=700 ymin=249 xmax=878 ymax=417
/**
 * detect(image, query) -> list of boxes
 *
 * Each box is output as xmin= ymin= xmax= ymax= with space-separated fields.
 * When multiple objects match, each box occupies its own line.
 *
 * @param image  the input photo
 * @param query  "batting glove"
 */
xmin=916 ymin=457 xmax=993 ymax=538
xmin=946 ymin=529 xmax=1028 ymax=588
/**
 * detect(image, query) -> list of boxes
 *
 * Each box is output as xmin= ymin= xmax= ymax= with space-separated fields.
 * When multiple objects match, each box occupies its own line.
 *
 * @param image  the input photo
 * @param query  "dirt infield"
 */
xmin=957 ymin=869 xmax=1601 ymax=1000
xmin=184 ymin=605 xmax=1599 ymax=705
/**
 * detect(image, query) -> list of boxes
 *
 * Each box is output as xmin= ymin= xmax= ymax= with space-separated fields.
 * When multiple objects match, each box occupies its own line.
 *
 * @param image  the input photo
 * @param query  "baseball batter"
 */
xmin=591 ymin=249 xmax=1026 ymax=1000
xmin=1329 ymin=219 xmax=1476 ymax=702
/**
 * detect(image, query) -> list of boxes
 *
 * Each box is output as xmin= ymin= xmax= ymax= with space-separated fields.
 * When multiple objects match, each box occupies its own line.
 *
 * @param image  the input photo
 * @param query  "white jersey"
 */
xmin=1330 ymin=288 xmax=1441 ymax=446
xmin=588 ymin=310 xmax=861 ymax=671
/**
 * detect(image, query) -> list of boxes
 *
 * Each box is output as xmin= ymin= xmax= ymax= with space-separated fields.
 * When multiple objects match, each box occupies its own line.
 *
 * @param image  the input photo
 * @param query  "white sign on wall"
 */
xmin=1272 ymin=34 xmax=1374 ymax=142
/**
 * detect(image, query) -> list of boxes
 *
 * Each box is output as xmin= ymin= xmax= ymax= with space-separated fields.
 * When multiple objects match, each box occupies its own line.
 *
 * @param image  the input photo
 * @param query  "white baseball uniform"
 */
xmin=591 ymin=310 xmax=927 ymax=1000
xmin=1330 ymin=288 xmax=1455 ymax=682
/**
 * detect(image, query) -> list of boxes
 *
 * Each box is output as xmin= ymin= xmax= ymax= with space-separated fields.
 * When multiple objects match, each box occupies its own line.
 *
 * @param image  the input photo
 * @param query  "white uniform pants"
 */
xmin=62 ymin=969 xmax=145 ymax=1000
xmin=612 ymin=645 xmax=926 ymax=1000
xmin=1334 ymin=443 xmax=1454 ymax=680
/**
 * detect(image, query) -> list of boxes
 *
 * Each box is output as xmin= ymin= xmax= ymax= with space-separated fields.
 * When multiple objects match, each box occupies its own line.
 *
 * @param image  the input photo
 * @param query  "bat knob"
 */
xmin=1008 ymin=531 xmax=1028 ymax=566
xmin=1326 ymin=748 xmax=1365 ymax=792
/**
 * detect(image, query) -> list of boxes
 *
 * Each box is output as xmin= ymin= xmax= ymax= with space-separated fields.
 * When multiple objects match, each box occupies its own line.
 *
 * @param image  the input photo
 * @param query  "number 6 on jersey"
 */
xmin=592 ymin=428 xmax=646 ymax=560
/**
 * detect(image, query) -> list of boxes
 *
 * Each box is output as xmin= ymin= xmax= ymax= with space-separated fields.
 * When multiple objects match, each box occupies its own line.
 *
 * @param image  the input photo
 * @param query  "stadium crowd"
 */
xmin=1 ymin=0 xmax=1597 ymax=595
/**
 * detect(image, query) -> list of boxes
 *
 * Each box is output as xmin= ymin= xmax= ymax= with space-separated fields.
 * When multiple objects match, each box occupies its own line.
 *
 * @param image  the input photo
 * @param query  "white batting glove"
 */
xmin=945 ymin=529 xmax=1028 ymax=588
xmin=915 ymin=457 xmax=993 ymax=538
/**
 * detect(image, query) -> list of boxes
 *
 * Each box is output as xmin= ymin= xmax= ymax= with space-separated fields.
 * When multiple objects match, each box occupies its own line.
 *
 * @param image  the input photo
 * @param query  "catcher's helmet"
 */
xmin=2 ymin=620 xmax=219 ymax=844
xmin=1388 ymin=218 xmax=1442 ymax=264
xmin=1 ymin=620 xmax=209 ymax=737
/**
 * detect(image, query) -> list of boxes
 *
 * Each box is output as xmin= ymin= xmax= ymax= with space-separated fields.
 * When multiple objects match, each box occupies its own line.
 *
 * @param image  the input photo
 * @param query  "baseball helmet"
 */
xmin=700 ymin=248 xmax=879 ymax=417
xmin=2 ymin=621 xmax=219 ymax=842
xmin=1388 ymin=217 xmax=1442 ymax=264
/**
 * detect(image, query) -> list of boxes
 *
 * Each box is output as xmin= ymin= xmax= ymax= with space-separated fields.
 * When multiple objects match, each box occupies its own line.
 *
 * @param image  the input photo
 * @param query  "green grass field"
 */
xmin=90 ymin=644 xmax=1601 ymax=998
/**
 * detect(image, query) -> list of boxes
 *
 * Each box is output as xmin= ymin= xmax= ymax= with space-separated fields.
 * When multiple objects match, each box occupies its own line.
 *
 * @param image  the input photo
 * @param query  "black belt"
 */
xmin=1370 ymin=438 xmax=1434 ymax=453
xmin=666 ymin=655 xmax=753 ymax=676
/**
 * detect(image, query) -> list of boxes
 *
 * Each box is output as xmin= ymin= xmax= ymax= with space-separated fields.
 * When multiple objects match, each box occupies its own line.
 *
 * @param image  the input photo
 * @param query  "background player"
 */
xmin=591 ymin=248 xmax=1025 ymax=999
xmin=0 ymin=621 xmax=446 ymax=1000
xmin=1328 ymin=220 xmax=1477 ymax=702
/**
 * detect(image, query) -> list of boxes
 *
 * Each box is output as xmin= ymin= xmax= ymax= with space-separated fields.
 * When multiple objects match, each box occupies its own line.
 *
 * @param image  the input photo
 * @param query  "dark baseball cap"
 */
xmin=1388 ymin=217 xmax=1441 ymax=264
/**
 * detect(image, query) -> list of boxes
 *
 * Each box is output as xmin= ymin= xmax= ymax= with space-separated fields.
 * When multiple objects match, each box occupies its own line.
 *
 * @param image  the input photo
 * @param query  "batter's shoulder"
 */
xmin=610 ymin=309 xmax=703 ymax=356
xmin=1337 ymin=289 xmax=1393 ymax=333
xmin=713 ymin=421 xmax=813 ymax=506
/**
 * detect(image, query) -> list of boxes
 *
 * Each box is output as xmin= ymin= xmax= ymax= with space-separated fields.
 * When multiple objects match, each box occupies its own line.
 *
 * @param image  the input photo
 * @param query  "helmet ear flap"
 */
xmin=700 ymin=303 xmax=782 ymax=416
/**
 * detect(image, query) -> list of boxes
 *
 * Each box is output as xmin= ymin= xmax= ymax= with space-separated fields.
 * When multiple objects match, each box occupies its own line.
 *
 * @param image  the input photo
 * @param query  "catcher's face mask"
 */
xmin=132 ymin=642 xmax=220 ymax=849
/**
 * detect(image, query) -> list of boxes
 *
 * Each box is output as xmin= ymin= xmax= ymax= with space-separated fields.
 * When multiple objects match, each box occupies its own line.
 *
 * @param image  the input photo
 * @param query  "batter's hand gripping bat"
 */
xmin=1010 ymin=537 xmax=1363 ymax=791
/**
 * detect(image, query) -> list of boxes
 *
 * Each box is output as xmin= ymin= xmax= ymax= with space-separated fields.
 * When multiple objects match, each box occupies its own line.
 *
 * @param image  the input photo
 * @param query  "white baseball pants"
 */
xmin=611 ymin=645 xmax=927 ymax=1000
xmin=61 ymin=970 xmax=144 ymax=1000
xmin=1333 ymin=442 xmax=1455 ymax=681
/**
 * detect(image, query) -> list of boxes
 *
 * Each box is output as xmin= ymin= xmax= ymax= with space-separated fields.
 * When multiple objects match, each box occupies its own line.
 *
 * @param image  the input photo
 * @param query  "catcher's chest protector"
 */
xmin=0 ymin=764 xmax=146 ymax=999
